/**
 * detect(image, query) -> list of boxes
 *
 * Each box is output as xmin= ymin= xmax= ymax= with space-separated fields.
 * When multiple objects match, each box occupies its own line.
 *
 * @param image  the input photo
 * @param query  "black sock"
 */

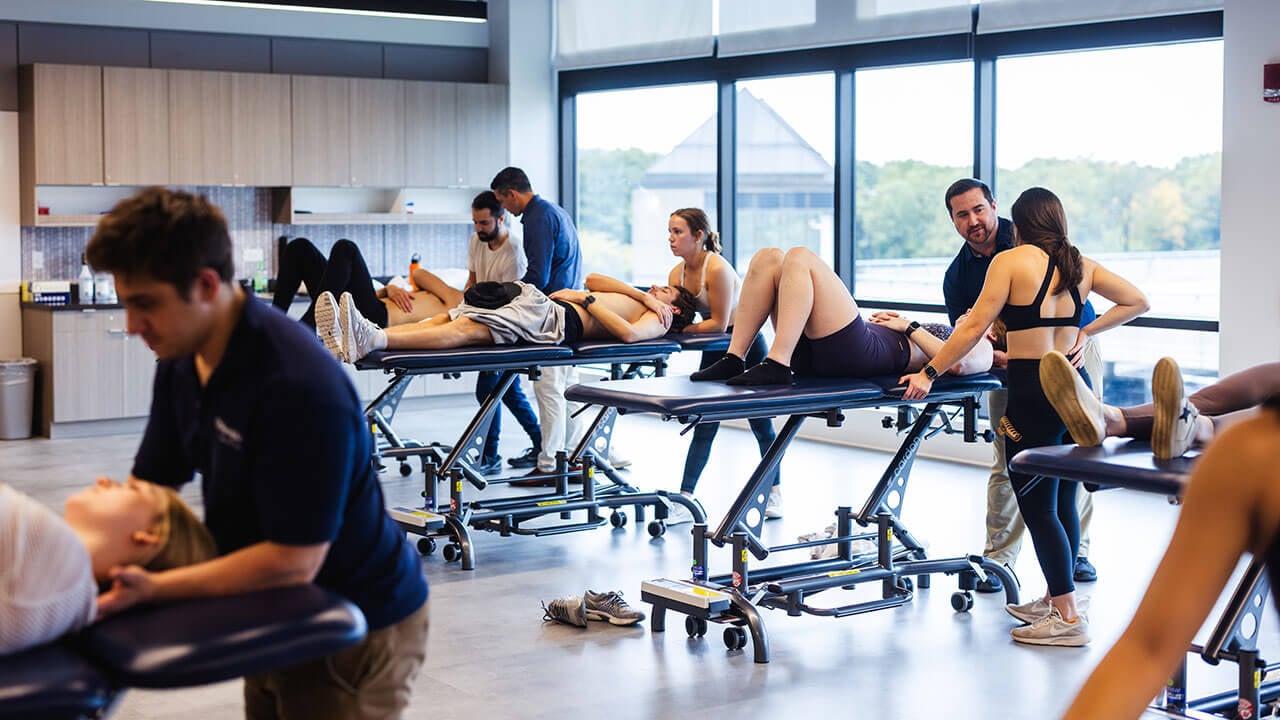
xmin=690 ymin=353 xmax=745 ymax=382
xmin=726 ymin=358 xmax=794 ymax=386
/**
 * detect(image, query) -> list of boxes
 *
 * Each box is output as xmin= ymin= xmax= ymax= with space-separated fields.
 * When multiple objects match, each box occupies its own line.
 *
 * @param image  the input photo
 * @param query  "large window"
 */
xmin=574 ymin=83 xmax=717 ymax=284
xmin=997 ymin=40 xmax=1224 ymax=395
xmin=853 ymin=61 xmax=974 ymax=303
xmin=734 ymin=73 xmax=835 ymax=267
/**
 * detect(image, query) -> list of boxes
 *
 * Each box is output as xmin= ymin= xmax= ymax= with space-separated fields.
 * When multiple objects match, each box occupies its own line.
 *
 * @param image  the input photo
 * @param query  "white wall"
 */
xmin=488 ymin=0 xmax=558 ymax=200
xmin=1220 ymin=0 xmax=1280 ymax=375
xmin=0 ymin=0 xmax=487 ymax=46
xmin=0 ymin=111 xmax=20 ymax=359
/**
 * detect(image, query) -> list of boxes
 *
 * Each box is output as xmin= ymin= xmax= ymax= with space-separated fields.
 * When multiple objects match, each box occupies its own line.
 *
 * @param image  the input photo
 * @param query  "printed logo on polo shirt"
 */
xmin=214 ymin=417 xmax=243 ymax=451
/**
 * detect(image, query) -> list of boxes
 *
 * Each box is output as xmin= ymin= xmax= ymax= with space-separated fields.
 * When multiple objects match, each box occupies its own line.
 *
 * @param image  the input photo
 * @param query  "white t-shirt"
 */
xmin=468 ymin=231 xmax=527 ymax=284
xmin=0 ymin=485 xmax=97 ymax=655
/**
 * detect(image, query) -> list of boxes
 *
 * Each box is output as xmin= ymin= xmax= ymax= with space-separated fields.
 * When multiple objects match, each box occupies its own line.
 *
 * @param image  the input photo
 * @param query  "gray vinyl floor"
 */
xmin=3 ymin=396 xmax=1269 ymax=720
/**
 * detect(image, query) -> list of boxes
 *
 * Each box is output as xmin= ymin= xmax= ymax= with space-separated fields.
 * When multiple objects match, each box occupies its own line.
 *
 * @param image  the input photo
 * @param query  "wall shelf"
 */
xmin=272 ymin=186 xmax=476 ymax=226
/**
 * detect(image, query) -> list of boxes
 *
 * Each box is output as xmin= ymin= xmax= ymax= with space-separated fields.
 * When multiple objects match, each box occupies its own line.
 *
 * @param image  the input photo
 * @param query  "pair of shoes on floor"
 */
xmin=976 ymin=562 xmax=1018 ymax=594
xmin=1151 ymin=356 xmax=1199 ymax=459
xmin=765 ymin=485 xmax=783 ymax=519
xmin=315 ymin=291 xmax=384 ymax=363
xmin=473 ymin=455 xmax=503 ymax=475
xmin=507 ymin=447 xmax=540 ymax=469
xmin=1040 ymin=350 xmax=1105 ymax=446
xmin=1009 ymin=607 xmax=1091 ymax=647
xmin=542 ymin=590 xmax=646 ymax=628
xmin=1074 ymin=556 xmax=1098 ymax=583
xmin=1006 ymin=595 xmax=1091 ymax=625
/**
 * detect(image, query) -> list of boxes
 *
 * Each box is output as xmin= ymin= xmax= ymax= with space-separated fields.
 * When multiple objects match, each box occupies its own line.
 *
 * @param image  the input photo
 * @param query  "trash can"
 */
xmin=0 ymin=358 xmax=37 ymax=440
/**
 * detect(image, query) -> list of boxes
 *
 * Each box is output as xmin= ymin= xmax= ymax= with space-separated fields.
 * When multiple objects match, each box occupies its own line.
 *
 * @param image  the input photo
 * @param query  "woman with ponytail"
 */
xmin=900 ymin=187 xmax=1149 ymax=647
xmin=584 ymin=208 xmax=781 ymax=521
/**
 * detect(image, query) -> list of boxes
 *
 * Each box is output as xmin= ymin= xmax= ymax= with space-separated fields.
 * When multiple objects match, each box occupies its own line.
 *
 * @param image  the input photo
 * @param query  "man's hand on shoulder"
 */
xmin=97 ymin=565 xmax=156 ymax=617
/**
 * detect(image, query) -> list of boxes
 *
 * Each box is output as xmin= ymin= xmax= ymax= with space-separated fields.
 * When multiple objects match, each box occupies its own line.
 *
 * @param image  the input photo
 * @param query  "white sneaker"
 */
xmin=1040 ymin=350 xmax=1105 ymax=446
xmin=315 ymin=291 xmax=344 ymax=360
xmin=1152 ymin=357 xmax=1199 ymax=459
xmin=340 ymin=292 xmax=385 ymax=362
xmin=765 ymin=485 xmax=783 ymax=519
xmin=665 ymin=501 xmax=696 ymax=526
xmin=608 ymin=448 xmax=632 ymax=469
xmin=1010 ymin=607 xmax=1090 ymax=647
xmin=1007 ymin=595 xmax=1090 ymax=624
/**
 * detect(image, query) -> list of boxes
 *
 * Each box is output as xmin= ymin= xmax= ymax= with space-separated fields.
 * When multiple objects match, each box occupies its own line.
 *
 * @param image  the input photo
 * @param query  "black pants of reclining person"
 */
xmin=273 ymin=238 xmax=389 ymax=329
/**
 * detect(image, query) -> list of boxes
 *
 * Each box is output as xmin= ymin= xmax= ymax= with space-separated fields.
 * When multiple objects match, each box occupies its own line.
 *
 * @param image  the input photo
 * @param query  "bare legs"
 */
xmin=723 ymin=247 xmax=860 ymax=364
xmin=382 ymin=314 xmax=493 ymax=350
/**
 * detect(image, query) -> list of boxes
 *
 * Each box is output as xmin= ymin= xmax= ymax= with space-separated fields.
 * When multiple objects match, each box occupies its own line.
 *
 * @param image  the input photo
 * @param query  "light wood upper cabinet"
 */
xmin=456 ymin=83 xmax=509 ymax=188
xmin=19 ymin=64 xmax=104 ymax=187
xmin=168 ymin=70 xmax=235 ymax=185
xmin=404 ymin=81 xmax=457 ymax=188
xmin=292 ymin=75 xmax=351 ymax=186
xmin=233 ymin=72 xmax=291 ymax=186
xmin=103 ymin=67 xmax=169 ymax=186
xmin=349 ymin=78 xmax=405 ymax=187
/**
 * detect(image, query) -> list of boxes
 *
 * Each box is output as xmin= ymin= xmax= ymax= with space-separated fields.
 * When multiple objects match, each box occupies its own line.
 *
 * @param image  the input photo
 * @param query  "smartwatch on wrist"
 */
xmin=906 ymin=321 xmax=921 ymax=338
xmin=922 ymin=363 xmax=939 ymax=380
xmin=582 ymin=294 xmax=596 ymax=307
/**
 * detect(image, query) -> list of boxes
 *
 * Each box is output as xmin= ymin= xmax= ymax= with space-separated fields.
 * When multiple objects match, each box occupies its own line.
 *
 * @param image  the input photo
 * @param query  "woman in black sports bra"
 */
xmin=1062 ymin=396 xmax=1280 ymax=719
xmin=901 ymin=187 xmax=1149 ymax=647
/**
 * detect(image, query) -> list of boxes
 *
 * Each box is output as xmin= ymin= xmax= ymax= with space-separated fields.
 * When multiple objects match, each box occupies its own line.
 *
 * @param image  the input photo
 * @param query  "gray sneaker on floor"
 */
xmin=583 ymin=589 xmax=646 ymax=626
xmin=315 ymin=291 xmax=343 ymax=360
xmin=541 ymin=594 xmax=588 ymax=628
xmin=1006 ymin=596 xmax=1089 ymax=625
xmin=1010 ymin=607 xmax=1090 ymax=647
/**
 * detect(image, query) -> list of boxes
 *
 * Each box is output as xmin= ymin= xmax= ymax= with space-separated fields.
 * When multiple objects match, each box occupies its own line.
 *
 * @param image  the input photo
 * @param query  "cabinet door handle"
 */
xmin=105 ymin=329 xmax=128 ymax=336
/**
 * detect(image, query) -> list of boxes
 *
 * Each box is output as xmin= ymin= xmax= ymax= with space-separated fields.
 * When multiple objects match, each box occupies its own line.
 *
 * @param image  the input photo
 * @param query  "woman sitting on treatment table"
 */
xmin=1062 ymin=395 xmax=1280 ymax=720
xmin=689 ymin=245 xmax=996 ymax=385
xmin=273 ymin=237 xmax=463 ymax=330
xmin=899 ymin=186 xmax=1149 ymax=647
xmin=0 ymin=478 xmax=215 ymax=656
xmin=582 ymin=208 xmax=784 ymax=521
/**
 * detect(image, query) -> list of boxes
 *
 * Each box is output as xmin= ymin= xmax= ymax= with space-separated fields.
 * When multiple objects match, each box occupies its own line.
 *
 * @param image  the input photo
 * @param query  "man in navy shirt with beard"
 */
xmin=88 ymin=187 xmax=428 ymax=720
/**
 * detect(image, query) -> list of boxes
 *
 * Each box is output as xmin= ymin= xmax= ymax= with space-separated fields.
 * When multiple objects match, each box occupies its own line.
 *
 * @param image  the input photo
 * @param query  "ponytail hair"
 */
xmin=1010 ymin=187 xmax=1082 ymax=295
xmin=671 ymin=208 xmax=721 ymax=253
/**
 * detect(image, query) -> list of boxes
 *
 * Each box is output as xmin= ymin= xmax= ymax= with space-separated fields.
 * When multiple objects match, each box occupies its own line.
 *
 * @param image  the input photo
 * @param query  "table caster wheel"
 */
xmin=416 ymin=538 xmax=436 ymax=555
xmin=647 ymin=521 xmax=666 ymax=538
xmin=684 ymin=616 xmax=707 ymax=638
xmin=610 ymin=511 xmax=628 ymax=528
xmin=442 ymin=543 xmax=463 ymax=563
xmin=951 ymin=590 xmax=974 ymax=612
xmin=723 ymin=626 xmax=748 ymax=651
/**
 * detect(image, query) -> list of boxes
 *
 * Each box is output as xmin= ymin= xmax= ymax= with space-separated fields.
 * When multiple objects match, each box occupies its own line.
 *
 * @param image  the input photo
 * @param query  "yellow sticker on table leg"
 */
xmin=741 ymin=549 xmax=747 ymax=563
xmin=455 ymin=481 xmax=462 ymax=493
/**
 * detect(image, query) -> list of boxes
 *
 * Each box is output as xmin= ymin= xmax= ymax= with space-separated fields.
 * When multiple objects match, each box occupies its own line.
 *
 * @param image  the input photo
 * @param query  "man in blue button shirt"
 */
xmin=942 ymin=178 xmax=1102 ymax=592
xmin=491 ymin=167 xmax=587 ymax=476
xmin=87 ymin=188 xmax=429 ymax=720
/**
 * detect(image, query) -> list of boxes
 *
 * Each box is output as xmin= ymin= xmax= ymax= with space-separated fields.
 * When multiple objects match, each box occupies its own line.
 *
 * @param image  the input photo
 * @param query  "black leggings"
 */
xmin=273 ymin=238 xmax=389 ymax=328
xmin=1004 ymin=359 xmax=1092 ymax=597
xmin=680 ymin=332 xmax=778 ymax=494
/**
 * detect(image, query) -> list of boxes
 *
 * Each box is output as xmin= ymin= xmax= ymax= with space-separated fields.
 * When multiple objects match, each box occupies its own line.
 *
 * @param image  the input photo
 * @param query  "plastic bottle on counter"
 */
xmin=78 ymin=254 xmax=94 ymax=305
xmin=254 ymin=261 xmax=268 ymax=293
xmin=94 ymin=271 xmax=116 ymax=305
xmin=408 ymin=253 xmax=421 ymax=291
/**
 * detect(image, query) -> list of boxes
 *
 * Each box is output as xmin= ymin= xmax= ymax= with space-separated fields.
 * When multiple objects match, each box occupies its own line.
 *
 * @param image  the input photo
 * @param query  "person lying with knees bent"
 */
xmin=690 ymin=246 xmax=994 ymax=385
xmin=0 ymin=478 xmax=214 ymax=656
xmin=1041 ymin=355 xmax=1280 ymax=459
xmin=321 ymin=272 xmax=698 ymax=363
xmin=1062 ymin=396 xmax=1280 ymax=720
xmin=273 ymin=237 xmax=463 ymax=330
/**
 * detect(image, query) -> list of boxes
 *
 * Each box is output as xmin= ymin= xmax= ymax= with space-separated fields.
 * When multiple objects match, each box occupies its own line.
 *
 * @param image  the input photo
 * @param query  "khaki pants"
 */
xmin=983 ymin=339 xmax=1102 ymax=565
xmin=244 ymin=599 xmax=430 ymax=720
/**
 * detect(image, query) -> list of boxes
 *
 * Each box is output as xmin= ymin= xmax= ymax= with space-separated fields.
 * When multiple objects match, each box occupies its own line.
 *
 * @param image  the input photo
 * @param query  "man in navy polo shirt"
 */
xmin=491 ymin=166 xmax=587 ymax=477
xmin=942 ymin=178 xmax=1102 ymax=594
xmin=88 ymin=187 xmax=429 ymax=720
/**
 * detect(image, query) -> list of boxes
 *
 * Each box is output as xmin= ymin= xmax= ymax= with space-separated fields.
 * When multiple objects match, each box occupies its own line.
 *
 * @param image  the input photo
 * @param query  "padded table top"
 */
xmin=568 ymin=338 xmax=681 ymax=361
xmin=564 ymin=373 xmax=1001 ymax=422
xmin=356 ymin=344 xmax=573 ymax=372
xmin=671 ymin=333 xmax=732 ymax=353
xmin=81 ymin=585 xmax=366 ymax=689
xmin=0 ymin=642 xmax=113 ymax=718
xmin=1010 ymin=438 xmax=1197 ymax=496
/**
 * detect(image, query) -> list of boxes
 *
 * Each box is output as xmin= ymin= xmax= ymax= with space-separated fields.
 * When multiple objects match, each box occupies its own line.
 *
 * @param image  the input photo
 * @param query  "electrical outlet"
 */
xmin=32 ymin=251 xmax=44 ymax=270
xmin=244 ymin=247 xmax=265 ymax=263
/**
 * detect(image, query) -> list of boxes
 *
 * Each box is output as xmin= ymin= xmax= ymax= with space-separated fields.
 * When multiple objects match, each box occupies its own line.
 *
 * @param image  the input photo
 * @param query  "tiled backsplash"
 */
xmin=21 ymin=187 xmax=473 ymax=282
